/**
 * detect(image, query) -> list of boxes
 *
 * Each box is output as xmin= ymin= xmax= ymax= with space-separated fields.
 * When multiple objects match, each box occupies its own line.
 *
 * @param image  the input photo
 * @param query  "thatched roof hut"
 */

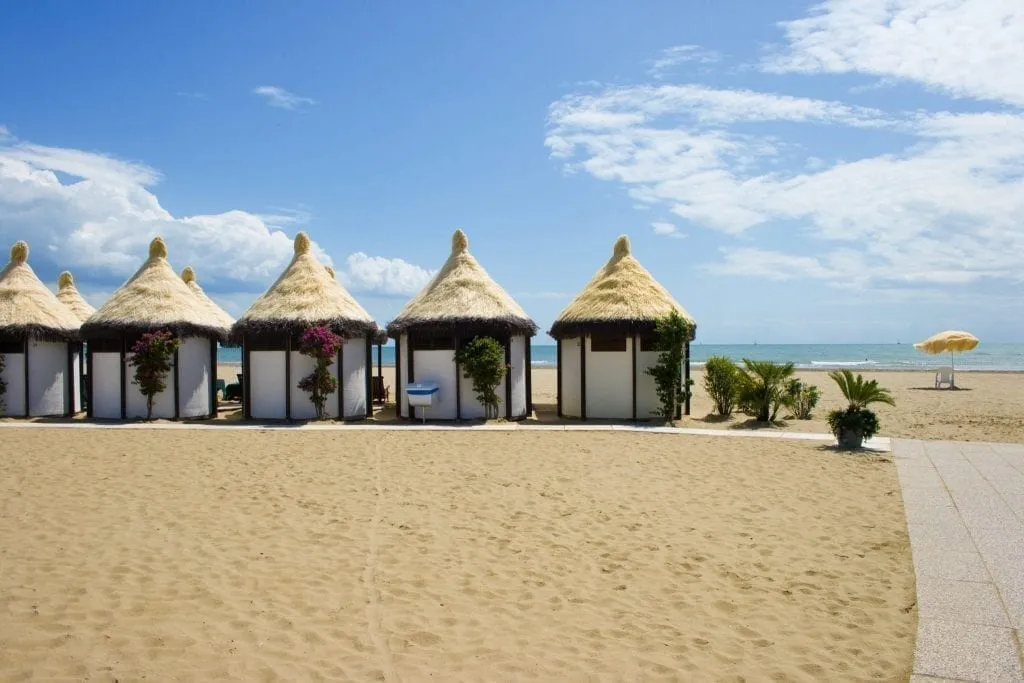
xmin=549 ymin=235 xmax=695 ymax=340
xmin=55 ymin=271 xmax=96 ymax=323
xmin=386 ymin=229 xmax=536 ymax=338
xmin=232 ymin=232 xmax=376 ymax=338
xmin=80 ymin=237 xmax=230 ymax=341
xmin=0 ymin=241 xmax=81 ymax=341
xmin=181 ymin=266 xmax=235 ymax=330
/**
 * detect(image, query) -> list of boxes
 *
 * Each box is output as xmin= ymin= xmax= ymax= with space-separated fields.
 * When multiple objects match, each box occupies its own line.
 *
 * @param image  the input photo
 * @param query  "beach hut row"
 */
xmin=0 ymin=230 xmax=695 ymax=421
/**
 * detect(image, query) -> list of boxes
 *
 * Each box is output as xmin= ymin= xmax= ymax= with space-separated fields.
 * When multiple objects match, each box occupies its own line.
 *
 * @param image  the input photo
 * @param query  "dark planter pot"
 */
xmin=838 ymin=430 xmax=865 ymax=450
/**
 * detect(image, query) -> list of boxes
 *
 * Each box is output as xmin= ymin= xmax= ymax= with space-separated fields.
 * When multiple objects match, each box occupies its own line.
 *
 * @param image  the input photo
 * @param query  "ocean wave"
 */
xmin=809 ymin=360 xmax=877 ymax=367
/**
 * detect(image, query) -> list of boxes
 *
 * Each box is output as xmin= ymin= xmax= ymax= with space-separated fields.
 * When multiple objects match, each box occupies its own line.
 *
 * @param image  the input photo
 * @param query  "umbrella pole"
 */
xmin=950 ymin=351 xmax=955 ymax=389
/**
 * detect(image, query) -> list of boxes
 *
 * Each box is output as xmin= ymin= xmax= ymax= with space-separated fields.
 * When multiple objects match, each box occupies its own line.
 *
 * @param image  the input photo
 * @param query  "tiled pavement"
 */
xmin=894 ymin=439 xmax=1024 ymax=682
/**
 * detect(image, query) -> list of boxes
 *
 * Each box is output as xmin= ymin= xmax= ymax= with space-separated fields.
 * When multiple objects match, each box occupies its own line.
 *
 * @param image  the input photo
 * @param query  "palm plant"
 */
xmin=738 ymin=359 xmax=795 ymax=422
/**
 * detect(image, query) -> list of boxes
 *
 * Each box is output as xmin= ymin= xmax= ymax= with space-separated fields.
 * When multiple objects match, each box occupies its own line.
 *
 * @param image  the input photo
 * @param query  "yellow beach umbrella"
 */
xmin=914 ymin=330 xmax=979 ymax=387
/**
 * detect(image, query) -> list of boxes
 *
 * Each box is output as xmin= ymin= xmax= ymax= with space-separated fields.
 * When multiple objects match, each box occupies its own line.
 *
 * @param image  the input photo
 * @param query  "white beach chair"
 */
xmin=934 ymin=369 xmax=953 ymax=389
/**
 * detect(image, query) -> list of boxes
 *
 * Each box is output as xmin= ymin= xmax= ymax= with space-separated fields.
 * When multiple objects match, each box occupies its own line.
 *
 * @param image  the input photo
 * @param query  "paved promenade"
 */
xmin=894 ymin=439 xmax=1024 ymax=682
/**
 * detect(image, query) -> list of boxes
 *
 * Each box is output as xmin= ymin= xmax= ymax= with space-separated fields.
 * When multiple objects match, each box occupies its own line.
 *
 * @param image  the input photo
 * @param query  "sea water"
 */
xmin=218 ymin=343 xmax=1024 ymax=372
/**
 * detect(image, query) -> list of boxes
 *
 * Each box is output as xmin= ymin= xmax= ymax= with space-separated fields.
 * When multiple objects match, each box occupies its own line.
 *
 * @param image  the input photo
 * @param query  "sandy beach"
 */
xmin=0 ymin=428 xmax=914 ymax=681
xmin=228 ymin=364 xmax=1024 ymax=443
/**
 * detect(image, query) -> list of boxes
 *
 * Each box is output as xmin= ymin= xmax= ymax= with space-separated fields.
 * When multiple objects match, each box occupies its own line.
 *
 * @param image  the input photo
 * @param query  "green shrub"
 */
xmin=644 ymin=311 xmax=694 ymax=421
xmin=456 ymin=336 xmax=507 ymax=419
xmin=785 ymin=379 xmax=820 ymax=420
xmin=738 ymin=359 xmax=795 ymax=422
xmin=703 ymin=356 xmax=741 ymax=416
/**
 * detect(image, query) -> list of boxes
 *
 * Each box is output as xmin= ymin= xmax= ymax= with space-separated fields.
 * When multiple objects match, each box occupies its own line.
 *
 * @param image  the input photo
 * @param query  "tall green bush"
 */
xmin=297 ymin=326 xmax=343 ymax=420
xmin=738 ymin=359 xmax=795 ymax=422
xmin=456 ymin=336 xmax=507 ymax=419
xmin=703 ymin=355 xmax=741 ymax=416
xmin=129 ymin=331 xmax=180 ymax=420
xmin=644 ymin=310 xmax=693 ymax=421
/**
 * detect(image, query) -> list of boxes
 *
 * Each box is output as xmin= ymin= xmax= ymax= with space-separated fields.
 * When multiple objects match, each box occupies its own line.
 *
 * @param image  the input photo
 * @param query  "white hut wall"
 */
xmin=1 ymin=348 xmax=26 ymax=416
xmin=559 ymin=337 xmax=582 ymax=418
xmin=289 ymin=348 xmax=339 ymax=419
xmin=509 ymin=335 xmax=527 ymax=417
xmin=635 ymin=335 xmax=661 ymax=419
xmin=125 ymin=351 xmax=176 ymax=419
xmin=90 ymin=352 xmax=121 ymax=418
xmin=399 ymin=333 xmax=409 ymax=417
xmin=411 ymin=346 xmax=457 ymax=420
xmin=249 ymin=350 xmax=286 ymax=419
xmin=28 ymin=340 xmax=69 ymax=416
xmin=178 ymin=336 xmax=213 ymax=418
xmin=340 ymin=335 xmax=367 ymax=418
xmin=71 ymin=347 xmax=82 ymax=413
xmin=585 ymin=334 xmax=633 ymax=419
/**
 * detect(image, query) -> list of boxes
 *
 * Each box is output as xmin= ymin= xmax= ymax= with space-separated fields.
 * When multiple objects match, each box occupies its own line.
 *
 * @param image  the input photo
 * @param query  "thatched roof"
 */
xmin=80 ymin=237 xmax=230 ymax=340
xmin=549 ymin=235 xmax=695 ymax=340
xmin=182 ymin=266 xmax=235 ymax=330
xmin=386 ymin=230 xmax=536 ymax=338
xmin=231 ymin=232 xmax=377 ymax=338
xmin=373 ymin=329 xmax=388 ymax=345
xmin=0 ymin=241 xmax=81 ymax=342
xmin=55 ymin=271 xmax=96 ymax=323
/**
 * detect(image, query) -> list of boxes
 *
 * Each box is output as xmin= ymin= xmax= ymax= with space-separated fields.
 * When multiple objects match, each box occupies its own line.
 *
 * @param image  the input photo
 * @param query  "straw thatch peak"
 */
xmin=231 ymin=231 xmax=376 ymax=338
xmin=181 ymin=266 xmax=235 ymax=330
xmin=0 ymin=240 xmax=82 ymax=341
xmin=325 ymin=265 xmax=335 ymax=278
xmin=386 ymin=229 xmax=536 ymax=338
xmin=549 ymin=234 xmax=695 ymax=340
xmin=56 ymin=270 xmax=96 ymax=323
xmin=80 ymin=236 xmax=230 ymax=340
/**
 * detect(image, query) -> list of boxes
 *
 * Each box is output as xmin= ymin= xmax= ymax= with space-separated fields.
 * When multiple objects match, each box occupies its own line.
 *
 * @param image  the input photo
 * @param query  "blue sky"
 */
xmin=1 ymin=0 xmax=1022 ymax=344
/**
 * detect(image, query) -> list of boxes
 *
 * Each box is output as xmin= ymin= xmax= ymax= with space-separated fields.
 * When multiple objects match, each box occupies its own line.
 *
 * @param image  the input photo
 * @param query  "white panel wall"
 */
xmin=341 ymin=336 xmax=367 ymax=418
xmin=1 ymin=352 xmax=26 ymax=417
xmin=288 ymin=350 xmax=339 ymax=420
xmin=510 ymin=335 xmax=527 ymax=418
xmin=249 ymin=351 xmax=286 ymax=419
xmin=560 ymin=337 xmax=581 ymax=418
xmin=125 ymin=352 xmax=175 ymax=419
xmin=412 ymin=349 xmax=457 ymax=419
xmin=28 ymin=340 xmax=68 ymax=417
xmin=72 ymin=348 xmax=82 ymax=414
xmin=585 ymin=336 xmax=633 ymax=419
xmin=178 ymin=337 xmax=212 ymax=418
xmin=635 ymin=342 xmax=661 ymax=420
xmin=91 ymin=352 xmax=121 ymax=419
xmin=399 ymin=334 xmax=408 ymax=418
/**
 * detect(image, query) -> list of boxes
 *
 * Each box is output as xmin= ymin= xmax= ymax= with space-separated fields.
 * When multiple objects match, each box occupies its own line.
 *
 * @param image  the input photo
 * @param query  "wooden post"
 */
xmin=210 ymin=339 xmax=218 ymax=418
xmin=22 ymin=338 xmax=30 ymax=417
xmin=454 ymin=336 xmax=461 ymax=420
xmin=119 ymin=336 xmax=127 ymax=420
xmin=407 ymin=334 xmax=415 ymax=421
xmin=524 ymin=339 xmax=533 ymax=415
xmin=556 ymin=339 xmax=562 ymax=417
xmin=337 ymin=341 xmax=344 ymax=419
xmin=242 ymin=337 xmax=251 ymax=420
xmin=86 ymin=343 xmax=93 ymax=419
xmin=684 ymin=339 xmax=691 ymax=417
xmin=66 ymin=342 xmax=75 ymax=417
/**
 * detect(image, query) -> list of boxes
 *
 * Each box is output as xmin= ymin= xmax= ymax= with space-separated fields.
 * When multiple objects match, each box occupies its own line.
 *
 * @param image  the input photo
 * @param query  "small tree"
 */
xmin=455 ymin=336 xmax=507 ymax=419
xmin=737 ymin=359 xmax=795 ymax=422
xmin=703 ymin=355 xmax=741 ymax=416
xmin=644 ymin=310 xmax=693 ymax=422
xmin=129 ymin=331 xmax=180 ymax=420
xmin=297 ymin=326 xmax=343 ymax=420
xmin=784 ymin=379 xmax=821 ymax=420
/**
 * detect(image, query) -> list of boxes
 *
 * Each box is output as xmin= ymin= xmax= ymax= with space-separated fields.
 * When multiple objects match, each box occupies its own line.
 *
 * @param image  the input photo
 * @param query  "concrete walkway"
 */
xmin=893 ymin=439 xmax=1024 ymax=682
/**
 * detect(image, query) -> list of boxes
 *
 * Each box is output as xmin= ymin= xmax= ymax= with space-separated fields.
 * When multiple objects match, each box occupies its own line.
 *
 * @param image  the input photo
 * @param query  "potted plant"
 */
xmin=826 ymin=370 xmax=895 ymax=449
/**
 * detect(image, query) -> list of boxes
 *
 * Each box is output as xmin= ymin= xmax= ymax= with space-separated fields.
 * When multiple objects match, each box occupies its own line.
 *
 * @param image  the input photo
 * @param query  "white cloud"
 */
xmin=652 ymin=221 xmax=684 ymax=238
xmin=0 ymin=125 xmax=10 ymax=140
xmin=763 ymin=0 xmax=1024 ymax=107
xmin=649 ymin=45 xmax=721 ymax=77
xmin=252 ymin=86 xmax=317 ymax=110
xmin=340 ymin=252 xmax=435 ymax=297
xmin=0 ymin=137 xmax=433 ymax=303
xmin=546 ymin=5 xmax=1024 ymax=296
